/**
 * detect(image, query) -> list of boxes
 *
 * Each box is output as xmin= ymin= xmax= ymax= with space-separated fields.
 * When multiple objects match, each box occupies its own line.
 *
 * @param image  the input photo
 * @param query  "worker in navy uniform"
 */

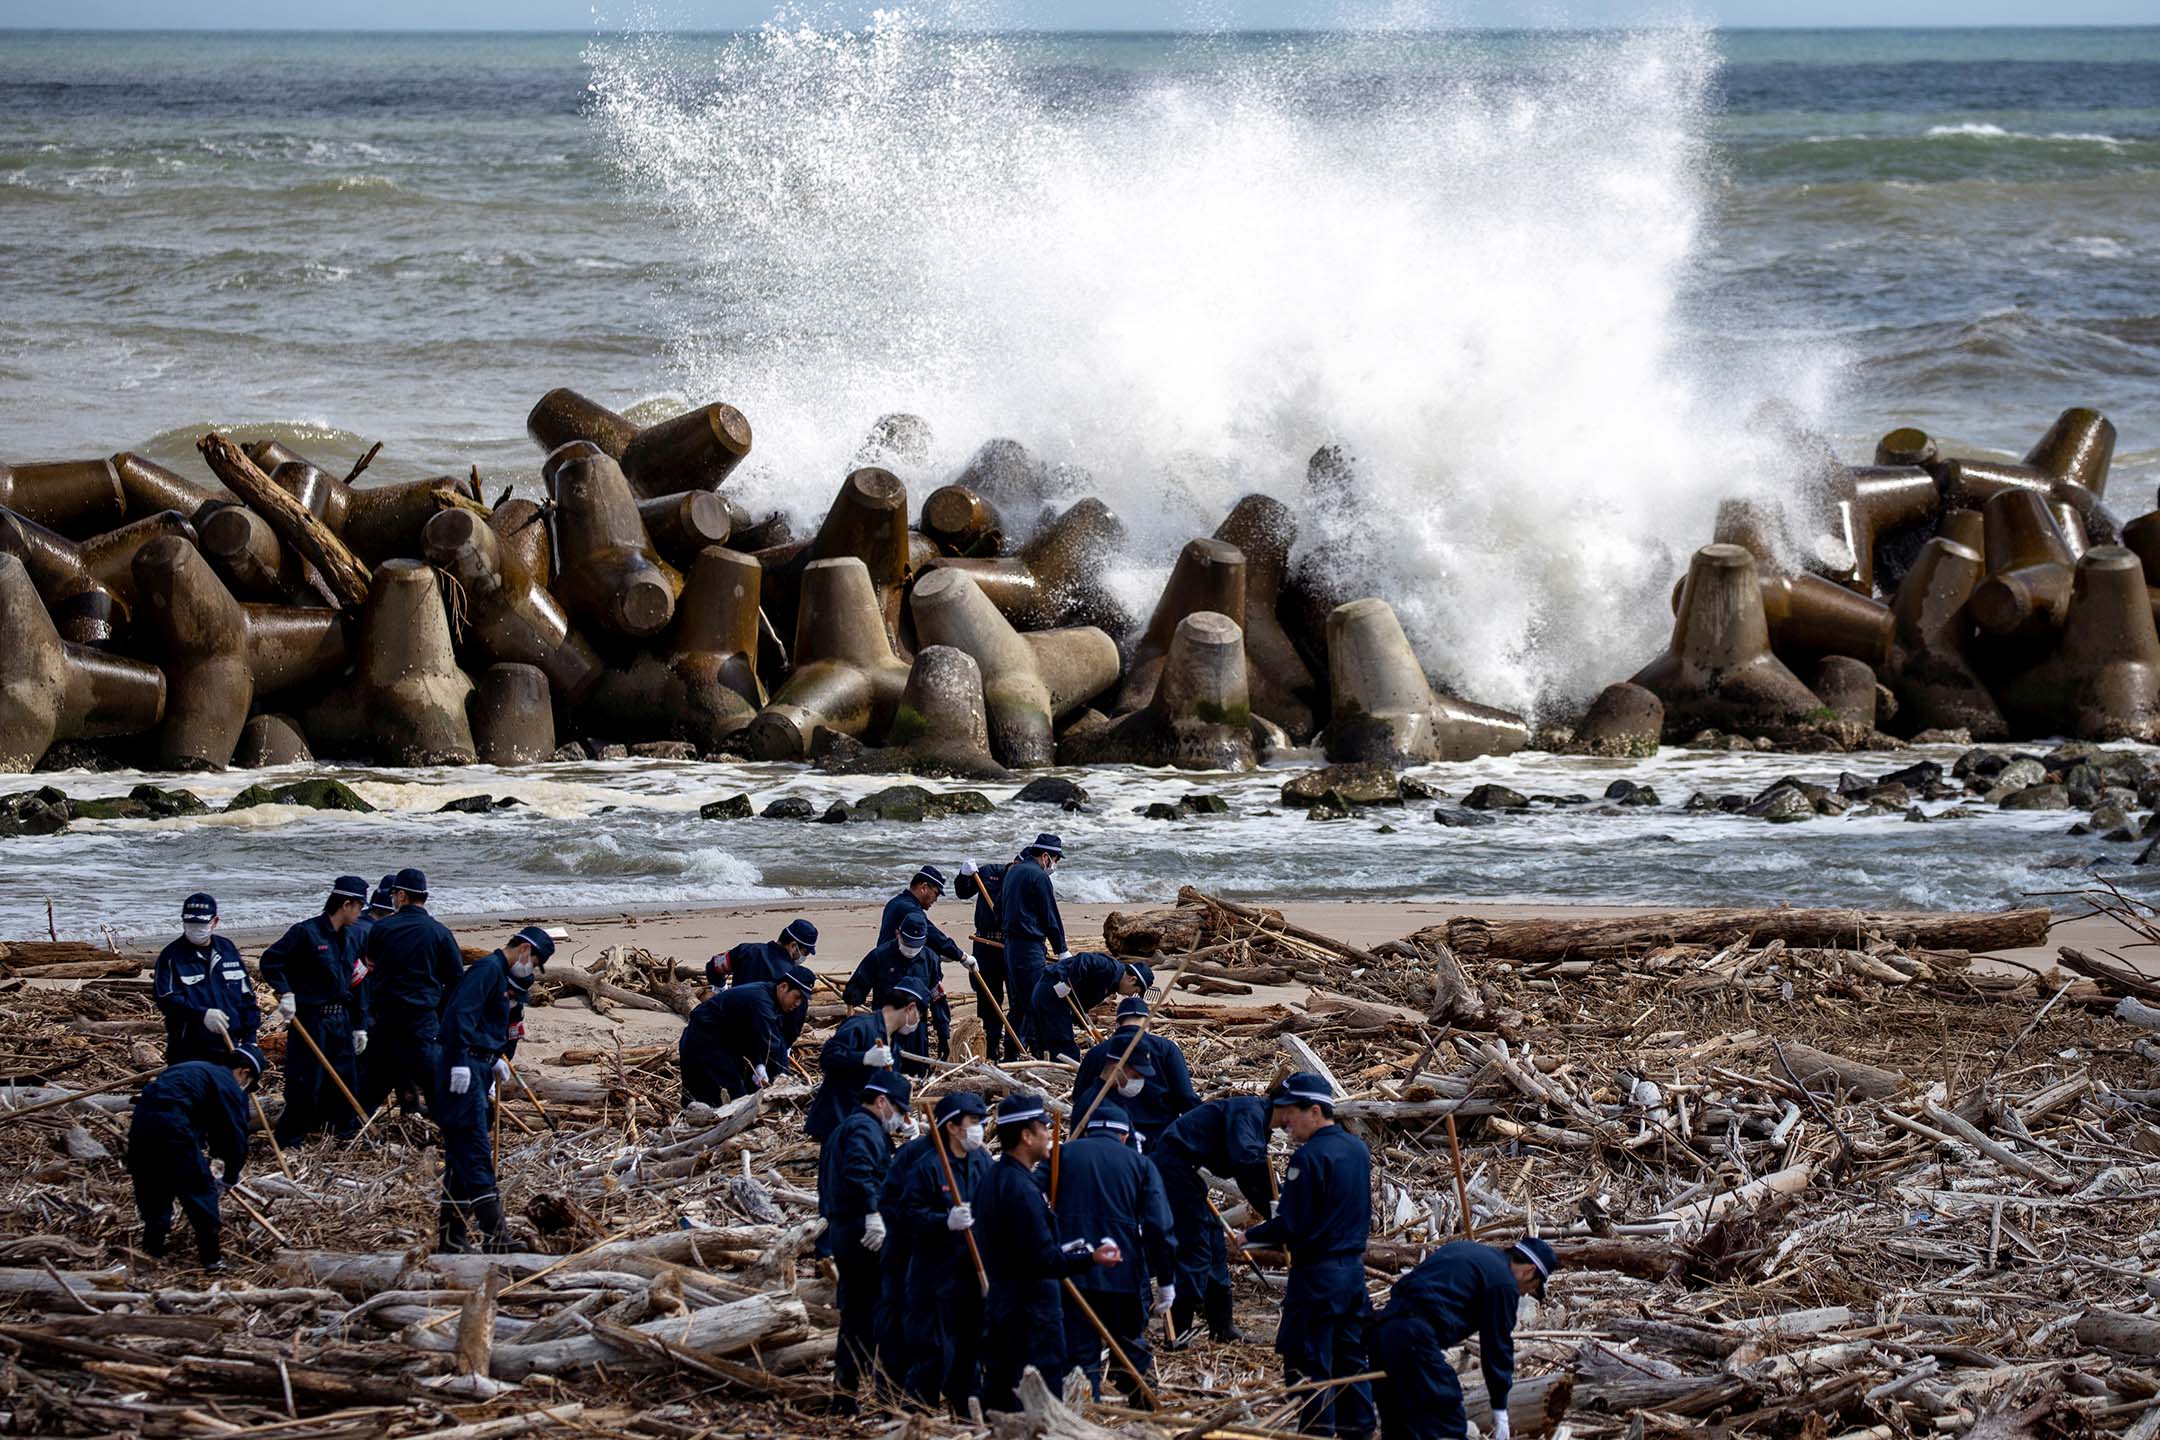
xmin=1073 ymin=997 xmax=1202 ymax=1149
xmin=998 ymin=834 xmax=1067 ymax=1057
xmin=128 ymin=1044 xmax=266 ymax=1272
xmin=976 ymin=1091 xmax=1124 ymax=1414
xmin=885 ymin=1091 xmax=993 ymax=1415
xmin=435 ymin=925 xmax=557 ymax=1254
xmin=260 ymin=876 xmax=371 ymax=1146
xmin=818 ymin=1068 xmax=912 ymax=1410
xmin=1374 ymin=1237 xmax=1555 ymax=1440
xmin=1244 ymin=1073 xmax=1374 ymax=1438
xmin=1030 ymin=953 xmax=1149 ymax=1062
xmin=152 ymin=893 xmax=262 ymax=1066
xmin=1055 ymin=1101 xmax=1179 ymax=1405
xmin=359 ymin=867 xmax=464 ymax=1118
xmin=807 ymin=977 xmax=929 ymax=1143
xmin=679 ymin=964 xmax=816 ymax=1106
xmin=844 ymin=912 xmax=953 ymax=1061
xmin=879 ymin=867 xmax=964 ymax=1052
xmin=705 ymin=917 xmax=817 ymax=989
xmin=954 ymin=855 xmax=1017 ymax=1061
xmin=350 ymin=875 xmax=396 ymax=954
xmin=1155 ymin=1090 xmax=1277 ymax=1345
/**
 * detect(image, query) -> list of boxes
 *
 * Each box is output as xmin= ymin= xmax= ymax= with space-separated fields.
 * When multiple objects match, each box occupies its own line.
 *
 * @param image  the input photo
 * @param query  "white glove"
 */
xmin=1055 ymin=951 xmax=1073 ymax=963
xmin=449 ymin=1066 xmax=472 ymax=1095
xmin=753 ymin=1064 xmax=769 ymax=1086
xmin=203 ymin=1008 xmax=229 ymax=1038
xmin=902 ymin=1117 xmax=923 ymax=1141
xmin=862 ymin=1213 xmax=887 ymax=1252
xmin=1491 ymin=1412 xmax=1512 ymax=1440
xmin=274 ymin=995 xmax=296 ymax=1024
xmin=863 ymin=1044 xmax=893 ymax=1068
xmin=946 ymin=1203 xmax=973 ymax=1231
xmin=959 ymin=859 xmax=979 ymax=877
xmin=962 ymin=953 xmax=980 ymax=972
xmin=353 ymin=1029 xmax=369 ymax=1055
xmin=494 ymin=1057 xmax=512 ymax=1085
xmin=1154 ymin=1283 xmax=1176 ymax=1315
xmin=1053 ymin=981 xmax=1071 ymax=999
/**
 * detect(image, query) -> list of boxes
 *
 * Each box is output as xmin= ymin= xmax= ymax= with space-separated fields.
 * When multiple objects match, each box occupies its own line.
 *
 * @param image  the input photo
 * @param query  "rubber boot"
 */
xmin=1168 ymin=1291 xmax=1200 ymax=1350
xmin=1204 ymin=1283 xmax=1245 ymax=1343
xmin=475 ymin=1195 xmax=517 ymax=1255
xmin=196 ymin=1222 xmax=225 ymax=1274
xmin=438 ymin=1200 xmax=474 ymax=1255
xmin=141 ymin=1223 xmax=168 ymax=1259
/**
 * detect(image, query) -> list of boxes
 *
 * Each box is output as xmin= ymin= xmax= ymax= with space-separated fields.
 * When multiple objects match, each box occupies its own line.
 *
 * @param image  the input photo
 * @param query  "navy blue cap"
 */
xmin=367 ymin=884 xmax=395 ymax=914
xmin=1267 ymin=1071 xmax=1337 ymax=1110
xmin=1109 ymin=1045 xmax=1157 ymax=1077
xmin=1085 ymin=1099 xmax=1132 ymax=1133
xmin=392 ymin=867 xmax=429 ymax=897
xmin=884 ymin=977 xmax=932 ymax=1010
xmin=1028 ymin=832 xmax=1064 ymax=857
xmin=512 ymin=925 xmax=556 ymax=960
xmin=935 ymin=1091 xmax=989 ymax=1125
xmin=898 ymin=912 xmax=929 ymax=943
xmin=330 ymin=875 xmax=369 ymax=902
xmin=782 ymin=918 xmax=818 ymax=953
xmin=181 ymin=893 xmax=218 ymax=922
xmin=230 ymin=1042 xmax=267 ymax=1088
xmin=779 ymin=963 xmax=818 ymax=994
xmin=1115 ymin=996 xmax=1150 ymax=1023
xmin=862 ymin=1070 xmax=912 ymax=1107
xmin=912 ymin=865 xmax=946 ymax=893
xmin=1510 ymin=1236 xmax=1558 ymax=1295
xmin=1122 ymin=960 xmax=1155 ymax=990
xmin=995 ymin=1091 xmax=1048 ymax=1127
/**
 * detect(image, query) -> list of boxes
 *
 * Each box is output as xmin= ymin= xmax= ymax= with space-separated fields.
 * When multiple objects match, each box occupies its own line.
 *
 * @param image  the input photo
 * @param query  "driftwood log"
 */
xmin=197 ymin=432 xmax=372 ymax=608
xmin=1426 ymin=905 xmax=2050 ymax=964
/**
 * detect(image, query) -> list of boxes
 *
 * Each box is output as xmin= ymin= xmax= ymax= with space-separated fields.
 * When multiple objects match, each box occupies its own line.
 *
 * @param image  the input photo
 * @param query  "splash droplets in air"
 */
xmin=588 ymin=11 xmax=1836 ymax=714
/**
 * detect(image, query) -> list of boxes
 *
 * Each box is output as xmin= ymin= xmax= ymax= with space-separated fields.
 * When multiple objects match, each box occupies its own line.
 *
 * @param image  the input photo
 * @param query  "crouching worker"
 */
xmin=436 ymin=925 xmax=556 ymax=1254
xmin=680 ymin=963 xmax=816 ymax=1105
xmin=1373 ymin=1237 xmax=1556 ymax=1440
xmin=128 ymin=1044 xmax=267 ymax=1272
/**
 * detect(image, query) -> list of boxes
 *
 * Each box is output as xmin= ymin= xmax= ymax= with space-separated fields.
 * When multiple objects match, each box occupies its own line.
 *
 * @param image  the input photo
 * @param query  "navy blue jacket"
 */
xmin=1246 ymin=1123 xmax=1371 ymax=1300
xmin=1054 ymin=1134 xmax=1176 ymax=1297
xmin=685 ymin=981 xmax=790 ymax=1076
xmin=707 ymin=938 xmax=790 ymax=990
xmin=954 ymin=861 xmax=1013 ymax=954
xmin=842 ymin=938 xmax=940 ymax=1011
xmin=152 ymin=935 xmax=261 ymax=1046
xmin=819 ymin=1106 xmax=894 ymax=1249
xmin=879 ymin=890 xmax=966 ymax=964
xmin=440 ymin=950 xmax=515 ymax=1070
xmin=131 ymin=1060 xmax=251 ymax=1183
xmin=1385 ymin=1242 xmax=1521 ymax=1410
xmin=977 ymin=1152 xmax=1097 ymax=1309
xmin=1044 ymin=952 xmax=1125 ymax=1010
xmin=362 ymin=904 xmax=463 ymax=1017
xmin=260 ymin=915 xmax=365 ymax=1019
xmin=998 ymin=858 xmax=1065 ymax=952
xmin=884 ymin=1133 xmax=992 ymax=1300
xmin=1158 ymin=1096 xmax=1276 ymax=1221
xmin=1075 ymin=1030 xmax=1202 ymax=1143
xmin=808 ymin=1010 xmax=890 ymax=1141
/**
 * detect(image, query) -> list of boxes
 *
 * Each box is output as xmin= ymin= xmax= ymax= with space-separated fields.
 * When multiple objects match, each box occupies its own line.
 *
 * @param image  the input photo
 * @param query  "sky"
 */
xmin=2 ymin=1 xmax=2154 ymax=27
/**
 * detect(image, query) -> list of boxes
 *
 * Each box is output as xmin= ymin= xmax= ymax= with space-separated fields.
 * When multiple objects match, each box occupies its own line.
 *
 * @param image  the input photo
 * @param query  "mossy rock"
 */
xmin=225 ymin=779 xmax=375 ymax=814
xmin=700 ymin=794 xmax=754 ymax=820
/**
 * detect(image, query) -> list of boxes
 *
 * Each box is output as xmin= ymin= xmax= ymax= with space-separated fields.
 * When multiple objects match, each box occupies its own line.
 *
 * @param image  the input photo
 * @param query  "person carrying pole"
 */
xmin=1372 ymin=1236 xmax=1557 ymax=1440
xmin=259 ymin=875 xmax=370 ymax=1145
xmin=807 ymin=978 xmax=929 ymax=1143
xmin=1150 ymin=1088 xmax=1277 ymax=1346
xmin=844 ymin=912 xmax=951 ymax=1061
xmin=1051 ymin=1100 xmax=1178 ymax=1405
xmin=1072 ymin=996 xmax=1202 ymax=1148
xmin=998 ymin=834 xmax=1067 ymax=1058
xmin=954 ymin=855 xmax=1017 ymax=1062
xmin=887 ymin=1091 xmax=993 ymax=1416
xmin=151 ymin=892 xmax=261 ymax=1066
xmin=127 ymin=1044 xmax=267 ymax=1272
xmin=818 ymin=1067 xmax=912 ymax=1413
xmin=1031 ymin=954 xmax=1149 ymax=1063
xmin=434 ymin=925 xmax=556 ymax=1254
xmin=359 ymin=867 xmax=463 ymax=1119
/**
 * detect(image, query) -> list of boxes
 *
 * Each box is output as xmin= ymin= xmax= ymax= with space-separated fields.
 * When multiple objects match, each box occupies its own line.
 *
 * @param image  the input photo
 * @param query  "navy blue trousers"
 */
xmin=1154 ymin=1149 xmax=1232 ymax=1300
xmin=982 ymin=1281 xmax=1066 ymax=1413
xmin=433 ymin=1062 xmax=496 ymax=1208
xmin=906 ymin=1277 xmax=984 ymax=1415
xmin=1004 ymin=938 xmax=1049 ymax=1057
xmin=1063 ymin=1287 xmax=1154 ymax=1402
xmin=128 ymin=1121 xmax=220 ymax=1253
xmin=277 ymin=1002 xmax=359 ymax=1145
xmin=1373 ymin=1310 xmax=1466 ymax=1440
xmin=834 ymin=1238 xmax=880 ymax=1394
xmin=1277 ymin=1264 xmax=1374 ymax=1437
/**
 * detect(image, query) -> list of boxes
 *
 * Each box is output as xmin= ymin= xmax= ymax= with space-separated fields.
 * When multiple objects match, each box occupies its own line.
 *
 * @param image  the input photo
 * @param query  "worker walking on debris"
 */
xmin=152 ymin=892 xmax=261 ymax=1066
xmin=1072 ymin=996 xmax=1200 ymax=1145
xmin=818 ymin=1068 xmax=912 ymax=1412
xmin=1000 ymin=833 xmax=1068 ymax=1057
xmin=434 ymin=925 xmax=556 ymax=1254
xmin=1246 ymin=1072 xmax=1374 ymax=1438
xmin=127 ymin=1044 xmax=267 ymax=1272
xmin=844 ymin=912 xmax=952 ymax=1061
xmin=976 ymin=1090 xmax=1124 ymax=1414
xmin=679 ymin=964 xmax=816 ymax=1106
xmin=359 ymin=868 xmax=463 ymax=1119
xmin=1153 ymin=1089 xmax=1277 ymax=1346
xmin=705 ymin=917 xmax=817 ymax=990
xmin=1055 ymin=1100 xmax=1179 ymax=1405
xmin=955 ymin=856 xmax=1015 ymax=1062
xmin=260 ymin=875 xmax=371 ymax=1145
xmin=1373 ymin=1237 xmax=1556 ymax=1440
xmin=808 ymin=978 xmax=929 ymax=1142
xmin=1032 ymin=953 xmax=1150 ymax=1062
xmin=886 ymin=1091 xmax=993 ymax=1416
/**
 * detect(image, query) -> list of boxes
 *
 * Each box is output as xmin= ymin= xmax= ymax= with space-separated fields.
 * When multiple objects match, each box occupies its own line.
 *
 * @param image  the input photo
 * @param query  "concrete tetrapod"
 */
xmin=0 ymin=459 xmax=127 ymax=537
xmin=743 ymin=557 xmax=910 ymax=761
xmin=470 ymin=663 xmax=557 ymax=765
xmin=1937 ymin=407 xmax=2120 ymax=546
xmin=637 ymin=491 xmax=733 ymax=569
xmin=857 ymin=413 xmax=935 ymax=472
xmin=1807 ymin=465 xmax=1940 ymax=595
xmin=1628 ymin=544 xmax=1825 ymax=741
xmin=581 ymin=547 xmax=765 ymax=754
xmin=1998 ymin=546 xmax=2160 ymax=742
xmin=130 ymin=536 xmax=350 ymax=771
xmin=1880 ymin=538 xmax=2007 ymax=740
xmin=920 ymin=484 xmax=1005 ymax=557
xmin=1810 ymin=655 xmax=1879 ymax=730
xmin=1969 ymin=490 xmax=2076 ymax=637
xmin=1324 ymin=598 xmax=1529 ymax=763
xmin=303 ymin=559 xmax=477 ymax=766
xmin=0 ymin=554 xmax=167 ymax=772
xmin=548 ymin=447 xmax=680 ymax=640
xmin=1700 ymin=500 xmax=1895 ymax=665
xmin=884 ymin=645 xmax=1009 ymax=780
xmin=753 ymin=468 xmax=913 ymax=652
xmin=1212 ymin=494 xmax=1319 ymax=738
xmin=234 ymin=714 xmax=313 ymax=768
xmin=526 ymin=387 xmax=641 ymax=460
xmin=1573 ymin=681 xmax=1664 ymax=757
xmin=490 ymin=499 xmax=554 ymax=588
xmin=421 ymin=506 xmax=604 ymax=704
xmin=525 ymin=389 xmax=753 ymax=498
xmin=0 ymin=507 xmax=198 ymax=646
xmin=1060 ymin=611 xmax=1257 ymax=771
xmin=196 ymin=502 xmax=319 ymax=605
xmin=908 ymin=565 xmax=1119 ymax=769
xmin=111 ymin=453 xmax=225 ymax=520
xmin=921 ymin=498 xmax=1130 ymax=634
xmin=267 ymin=459 xmax=472 ymax=566
xmin=1116 ymin=537 xmax=1246 ymax=713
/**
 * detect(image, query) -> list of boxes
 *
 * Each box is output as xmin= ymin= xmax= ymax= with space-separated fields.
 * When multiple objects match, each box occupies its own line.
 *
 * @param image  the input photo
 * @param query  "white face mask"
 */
xmin=962 ymin=1121 xmax=986 ymax=1152
xmin=1118 ymin=1076 xmax=1146 ymax=1098
xmin=183 ymin=921 xmax=213 ymax=945
xmin=511 ymin=957 xmax=535 ymax=980
xmin=898 ymin=1019 xmax=920 ymax=1037
xmin=899 ymin=941 xmax=924 ymax=959
xmin=882 ymin=1108 xmax=904 ymax=1135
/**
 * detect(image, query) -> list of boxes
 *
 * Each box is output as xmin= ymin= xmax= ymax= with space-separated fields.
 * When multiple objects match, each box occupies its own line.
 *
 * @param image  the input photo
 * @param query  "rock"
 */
xmin=2098 ymin=785 xmax=2141 ymax=814
xmin=1743 ymin=784 xmax=1815 ymax=823
xmin=1572 ymin=681 xmax=1663 ymax=757
xmin=0 ymin=793 xmax=70 ymax=837
xmin=1904 ymin=806 xmax=1929 ymax=823
xmin=224 ymin=779 xmax=374 ymax=814
xmin=1399 ymin=776 xmax=1439 ymax=801
xmin=1012 ymin=776 xmax=1090 ymax=810
xmin=1603 ymin=780 xmax=1662 ymax=807
xmin=1877 ymin=760 xmax=1943 ymax=791
xmin=128 ymin=783 xmax=206 ymax=818
xmin=67 ymin=796 xmax=151 ymax=820
xmin=1433 ymin=805 xmax=1496 ymax=828
xmin=1861 ymin=782 xmax=1911 ymax=809
xmin=1461 ymin=784 xmax=1529 ymax=811
xmin=2075 ymin=802 xmax=2130 ymax=836
xmin=700 ymin=794 xmax=754 ymax=820
xmin=1180 ymin=793 xmax=1230 ymax=815
xmin=817 ymin=801 xmax=850 ymax=824
xmin=552 ymin=742 xmax=590 ymax=762
xmin=1280 ymin=762 xmax=1402 ymax=809
xmin=2000 ymin=784 xmax=2070 ymax=811
xmin=1308 ymin=797 xmax=1350 ymax=821
xmin=849 ymin=785 xmax=995 ymax=822
xmin=1909 ymin=728 xmax=1972 ymax=746
xmin=1994 ymin=758 xmax=2049 ymax=792
xmin=1376 ymin=823 xmax=1397 ymax=834
xmin=438 ymin=795 xmax=496 ymax=814
xmin=761 ymin=797 xmax=815 ymax=821
xmin=1144 ymin=802 xmax=1182 ymax=820
xmin=593 ymin=743 xmax=630 ymax=761
xmin=1530 ymin=793 xmax=1593 ymax=806
xmin=630 ymin=741 xmax=700 ymax=761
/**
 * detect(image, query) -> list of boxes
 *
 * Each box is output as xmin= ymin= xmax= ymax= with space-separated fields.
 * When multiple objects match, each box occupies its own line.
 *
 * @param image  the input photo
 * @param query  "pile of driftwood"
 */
xmin=3 ymin=888 xmax=2160 ymax=1438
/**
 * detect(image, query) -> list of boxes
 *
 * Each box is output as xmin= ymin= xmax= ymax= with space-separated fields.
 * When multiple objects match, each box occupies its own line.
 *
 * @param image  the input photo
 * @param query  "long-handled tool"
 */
xmin=1048 ymin=1113 xmax=1064 ymax=1207
xmin=504 ymin=1058 xmax=559 ymax=1133
xmin=1444 ymin=1111 xmax=1477 ymax=1239
xmin=221 ymin=1032 xmax=293 ymax=1181
xmin=1064 ymin=988 xmax=1103 ymax=1045
xmin=922 ymin=1103 xmax=988 ymax=1298
xmin=1069 ymin=956 xmax=1191 ymax=1139
xmin=1205 ymin=1192 xmax=1276 ymax=1291
xmin=1063 ymin=1277 xmax=1159 ymax=1411
xmin=964 ymin=934 xmax=1029 ymax=1056
xmin=283 ymin=1015 xmax=371 ymax=1131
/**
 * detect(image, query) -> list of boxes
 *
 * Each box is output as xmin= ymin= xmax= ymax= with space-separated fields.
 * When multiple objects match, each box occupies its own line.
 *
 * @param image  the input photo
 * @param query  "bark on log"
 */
xmin=197 ymin=432 xmax=371 ymax=609
xmin=547 ymin=965 xmax=673 ymax=1014
xmin=1765 ymin=1040 xmax=1909 ymax=1100
xmin=1463 ymin=1372 xmax=1574 ymax=1437
xmin=2074 ymin=1309 xmax=2160 ymax=1356
xmin=1102 ymin=905 xmax=1209 ymax=957
xmin=1184 ymin=887 xmax=1387 ymax=967
xmin=478 ymin=1292 xmax=807 ymax=1380
xmin=2058 ymin=946 xmax=2160 ymax=1004
xmin=2114 ymin=996 xmax=2160 ymax=1033
xmin=1426 ymin=905 xmax=2050 ymax=963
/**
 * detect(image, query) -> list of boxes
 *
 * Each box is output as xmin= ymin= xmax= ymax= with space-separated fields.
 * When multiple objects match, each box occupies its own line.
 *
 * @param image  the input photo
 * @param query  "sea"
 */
xmin=2 ymin=19 xmax=2157 ymax=937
